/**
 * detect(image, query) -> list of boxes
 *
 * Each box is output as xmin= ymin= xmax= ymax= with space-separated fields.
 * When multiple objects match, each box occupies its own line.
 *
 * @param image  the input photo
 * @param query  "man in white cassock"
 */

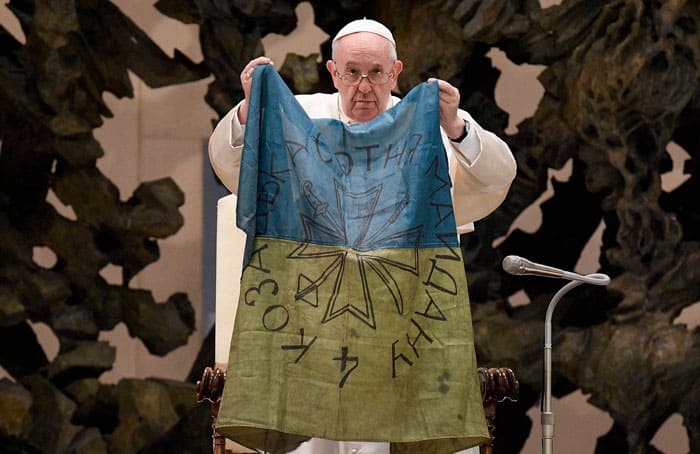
xmin=209 ymin=18 xmax=517 ymax=454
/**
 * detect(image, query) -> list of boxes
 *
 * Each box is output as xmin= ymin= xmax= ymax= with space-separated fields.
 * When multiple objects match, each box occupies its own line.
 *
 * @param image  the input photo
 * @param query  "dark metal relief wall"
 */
xmin=0 ymin=0 xmax=211 ymax=451
xmin=1 ymin=0 xmax=699 ymax=453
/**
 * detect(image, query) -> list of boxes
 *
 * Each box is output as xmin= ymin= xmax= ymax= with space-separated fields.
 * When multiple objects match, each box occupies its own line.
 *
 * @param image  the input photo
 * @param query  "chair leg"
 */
xmin=480 ymin=445 xmax=494 ymax=454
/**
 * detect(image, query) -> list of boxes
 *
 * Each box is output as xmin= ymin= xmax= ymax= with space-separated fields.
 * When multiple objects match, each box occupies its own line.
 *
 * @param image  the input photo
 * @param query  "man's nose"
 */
xmin=357 ymin=77 xmax=372 ymax=93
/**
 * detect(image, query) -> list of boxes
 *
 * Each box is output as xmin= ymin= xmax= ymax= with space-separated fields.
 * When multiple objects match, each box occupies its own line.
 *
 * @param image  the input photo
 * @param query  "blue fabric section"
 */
xmin=238 ymin=64 xmax=458 ymax=266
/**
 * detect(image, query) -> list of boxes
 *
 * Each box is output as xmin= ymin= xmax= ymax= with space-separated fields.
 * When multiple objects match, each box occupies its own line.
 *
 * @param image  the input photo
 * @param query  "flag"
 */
xmin=216 ymin=64 xmax=488 ymax=454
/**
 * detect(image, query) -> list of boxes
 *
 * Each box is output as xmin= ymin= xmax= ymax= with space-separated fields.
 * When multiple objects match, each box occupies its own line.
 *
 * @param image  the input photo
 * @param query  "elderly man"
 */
xmin=209 ymin=19 xmax=516 ymax=236
xmin=209 ymin=18 xmax=516 ymax=454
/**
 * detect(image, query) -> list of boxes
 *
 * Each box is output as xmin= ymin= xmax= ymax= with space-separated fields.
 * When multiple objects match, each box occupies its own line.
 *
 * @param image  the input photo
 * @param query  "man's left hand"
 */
xmin=428 ymin=78 xmax=465 ymax=140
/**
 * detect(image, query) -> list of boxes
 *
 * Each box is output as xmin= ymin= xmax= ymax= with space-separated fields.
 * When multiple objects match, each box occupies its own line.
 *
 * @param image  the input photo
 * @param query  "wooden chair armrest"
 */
xmin=477 ymin=367 xmax=519 ymax=454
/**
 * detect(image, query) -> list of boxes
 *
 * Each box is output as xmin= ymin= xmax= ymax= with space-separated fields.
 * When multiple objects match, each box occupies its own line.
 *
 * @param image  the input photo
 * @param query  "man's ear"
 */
xmin=391 ymin=59 xmax=404 ymax=90
xmin=325 ymin=60 xmax=338 ymax=87
xmin=325 ymin=59 xmax=334 ymax=73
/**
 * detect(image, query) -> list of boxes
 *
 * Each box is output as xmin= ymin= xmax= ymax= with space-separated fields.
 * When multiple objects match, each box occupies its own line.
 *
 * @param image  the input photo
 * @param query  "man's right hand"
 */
xmin=238 ymin=56 xmax=274 ymax=125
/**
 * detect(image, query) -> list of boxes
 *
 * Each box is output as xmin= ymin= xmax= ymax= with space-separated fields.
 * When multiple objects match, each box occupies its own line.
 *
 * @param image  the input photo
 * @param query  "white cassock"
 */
xmin=290 ymin=440 xmax=477 ymax=453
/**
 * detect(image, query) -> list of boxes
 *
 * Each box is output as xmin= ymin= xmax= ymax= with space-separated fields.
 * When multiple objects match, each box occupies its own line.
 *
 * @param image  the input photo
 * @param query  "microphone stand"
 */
xmin=541 ymin=273 xmax=610 ymax=454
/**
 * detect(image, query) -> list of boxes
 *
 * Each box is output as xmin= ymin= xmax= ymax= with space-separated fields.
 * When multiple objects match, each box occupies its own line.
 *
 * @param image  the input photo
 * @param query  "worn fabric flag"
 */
xmin=216 ymin=64 xmax=488 ymax=454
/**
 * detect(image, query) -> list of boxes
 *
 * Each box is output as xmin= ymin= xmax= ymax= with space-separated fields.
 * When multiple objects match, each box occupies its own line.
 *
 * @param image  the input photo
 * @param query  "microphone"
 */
xmin=502 ymin=255 xmax=610 ymax=285
xmin=502 ymin=255 xmax=610 ymax=454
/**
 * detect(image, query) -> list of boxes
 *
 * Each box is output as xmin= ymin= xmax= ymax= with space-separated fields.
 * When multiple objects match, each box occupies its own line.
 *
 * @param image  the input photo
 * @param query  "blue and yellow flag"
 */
xmin=217 ymin=65 xmax=488 ymax=454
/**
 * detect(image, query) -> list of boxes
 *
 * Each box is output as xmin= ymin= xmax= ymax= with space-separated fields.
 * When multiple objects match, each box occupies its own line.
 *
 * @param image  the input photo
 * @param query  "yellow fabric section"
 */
xmin=217 ymin=237 xmax=488 ymax=453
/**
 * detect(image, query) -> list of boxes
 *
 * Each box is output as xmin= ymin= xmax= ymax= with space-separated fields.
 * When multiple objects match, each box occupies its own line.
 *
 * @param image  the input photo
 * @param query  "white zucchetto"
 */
xmin=332 ymin=18 xmax=396 ymax=47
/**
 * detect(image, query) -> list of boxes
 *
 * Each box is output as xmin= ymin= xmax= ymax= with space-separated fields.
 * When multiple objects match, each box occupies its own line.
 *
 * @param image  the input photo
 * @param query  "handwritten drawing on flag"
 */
xmin=216 ymin=65 xmax=488 ymax=454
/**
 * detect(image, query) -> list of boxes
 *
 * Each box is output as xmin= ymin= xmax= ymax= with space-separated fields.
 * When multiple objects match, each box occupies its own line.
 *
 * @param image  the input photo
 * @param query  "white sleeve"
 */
xmin=445 ymin=111 xmax=517 ymax=234
xmin=208 ymin=102 xmax=245 ymax=193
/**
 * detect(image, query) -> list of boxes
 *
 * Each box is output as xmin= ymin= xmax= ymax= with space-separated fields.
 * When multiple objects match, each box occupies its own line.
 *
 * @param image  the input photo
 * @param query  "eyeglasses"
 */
xmin=334 ymin=66 xmax=394 ymax=86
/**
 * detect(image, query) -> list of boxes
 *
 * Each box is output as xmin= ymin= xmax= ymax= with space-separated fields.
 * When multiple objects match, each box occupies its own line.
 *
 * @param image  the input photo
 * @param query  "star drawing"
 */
xmin=288 ymin=179 xmax=423 ymax=329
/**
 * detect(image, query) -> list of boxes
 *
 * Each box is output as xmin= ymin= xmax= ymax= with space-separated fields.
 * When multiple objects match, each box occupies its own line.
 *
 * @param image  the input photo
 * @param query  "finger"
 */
xmin=241 ymin=57 xmax=274 ymax=83
xmin=428 ymin=79 xmax=453 ymax=100
xmin=437 ymin=81 xmax=457 ymax=96
xmin=438 ymin=85 xmax=460 ymax=104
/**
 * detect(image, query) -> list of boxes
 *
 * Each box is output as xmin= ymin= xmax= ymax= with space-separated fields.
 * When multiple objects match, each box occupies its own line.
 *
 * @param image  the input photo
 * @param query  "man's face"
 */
xmin=326 ymin=33 xmax=403 ymax=123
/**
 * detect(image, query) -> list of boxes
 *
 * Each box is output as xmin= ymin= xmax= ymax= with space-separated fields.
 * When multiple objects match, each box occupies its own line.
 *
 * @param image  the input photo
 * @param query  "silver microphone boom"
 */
xmin=502 ymin=255 xmax=567 ymax=278
xmin=501 ymin=254 xmax=610 ymax=454
xmin=501 ymin=255 xmax=611 ymax=285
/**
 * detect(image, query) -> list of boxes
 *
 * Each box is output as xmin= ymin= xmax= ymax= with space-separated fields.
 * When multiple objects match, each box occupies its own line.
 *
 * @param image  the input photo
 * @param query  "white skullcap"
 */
xmin=332 ymin=18 xmax=395 ymax=47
